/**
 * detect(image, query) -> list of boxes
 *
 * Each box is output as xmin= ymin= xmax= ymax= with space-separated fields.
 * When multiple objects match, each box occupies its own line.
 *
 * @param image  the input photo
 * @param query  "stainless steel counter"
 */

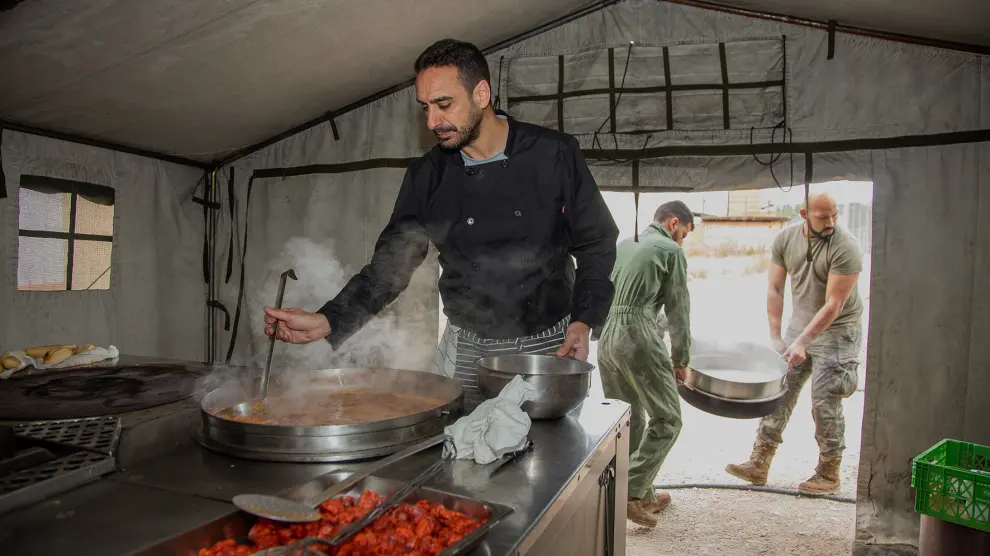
xmin=0 ymin=398 xmax=631 ymax=556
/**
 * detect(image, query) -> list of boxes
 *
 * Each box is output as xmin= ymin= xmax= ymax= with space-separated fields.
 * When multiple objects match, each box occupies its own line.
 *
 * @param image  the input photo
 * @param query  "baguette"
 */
xmin=25 ymin=344 xmax=77 ymax=359
xmin=43 ymin=347 xmax=74 ymax=366
xmin=77 ymin=344 xmax=96 ymax=354
xmin=2 ymin=355 xmax=20 ymax=370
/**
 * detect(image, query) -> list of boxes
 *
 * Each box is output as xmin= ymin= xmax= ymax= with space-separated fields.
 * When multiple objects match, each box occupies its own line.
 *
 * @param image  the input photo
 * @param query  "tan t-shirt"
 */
xmin=771 ymin=224 xmax=863 ymax=338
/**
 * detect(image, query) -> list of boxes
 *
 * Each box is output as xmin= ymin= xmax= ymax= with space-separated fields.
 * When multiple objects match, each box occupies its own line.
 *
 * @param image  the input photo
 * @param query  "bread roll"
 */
xmin=2 ymin=355 xmax=20 ymax=370
xmin=76 ymin=344 xmax=96 ymax=354
xmin=25 ymin=344 xmax=77 ymax=359
xmin=43 ymin=347 xmax=74 ymax=365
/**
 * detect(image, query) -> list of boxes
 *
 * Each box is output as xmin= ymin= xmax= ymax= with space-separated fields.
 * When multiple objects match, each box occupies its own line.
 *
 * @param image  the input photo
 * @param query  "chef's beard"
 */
xmin=434 ymin=104 xmax=483 ymax=152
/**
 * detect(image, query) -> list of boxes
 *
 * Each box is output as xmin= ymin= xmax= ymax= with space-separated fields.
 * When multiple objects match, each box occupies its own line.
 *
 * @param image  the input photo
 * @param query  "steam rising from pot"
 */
xmin=237 ymin=237 xmax=439 ymax=381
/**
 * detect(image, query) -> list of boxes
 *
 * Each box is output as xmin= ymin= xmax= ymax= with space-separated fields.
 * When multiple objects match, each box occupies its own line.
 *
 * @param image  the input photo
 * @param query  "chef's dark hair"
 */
xmin=414 ymin=39 xmax=492 ymax=93
xmin=654 ymin=201 xmax=695 ymax=229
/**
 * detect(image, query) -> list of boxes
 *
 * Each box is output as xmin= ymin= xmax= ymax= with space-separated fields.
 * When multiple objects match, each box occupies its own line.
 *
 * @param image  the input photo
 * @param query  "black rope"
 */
xmin=750 ymin=122 xmax=795 ymax=192
xmin=590 ymin=42 xmax=641 ymax=165
xmin=653 ymin=483 xmax=855 ymax=504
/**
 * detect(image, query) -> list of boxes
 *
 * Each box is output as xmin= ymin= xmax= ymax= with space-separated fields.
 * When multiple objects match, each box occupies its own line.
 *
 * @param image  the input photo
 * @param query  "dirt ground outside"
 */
xmin=625 ymin=489 xmax=856 ymax=556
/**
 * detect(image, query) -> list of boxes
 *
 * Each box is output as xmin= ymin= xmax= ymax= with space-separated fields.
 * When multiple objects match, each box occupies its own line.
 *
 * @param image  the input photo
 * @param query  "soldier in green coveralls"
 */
xmin=597 ymin=201 xmax=694 ymax=529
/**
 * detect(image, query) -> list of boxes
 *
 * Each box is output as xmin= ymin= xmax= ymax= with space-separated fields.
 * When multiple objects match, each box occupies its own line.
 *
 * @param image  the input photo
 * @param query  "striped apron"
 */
xmin=431 ymin=316 xmax=570 ymax=411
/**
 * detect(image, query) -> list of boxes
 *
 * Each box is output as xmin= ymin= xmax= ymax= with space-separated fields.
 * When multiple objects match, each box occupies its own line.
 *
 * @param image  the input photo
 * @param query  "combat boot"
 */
xmin=798 ymin=457 xmax=841 ymax=495
xmin=646 ymin=491 xmax=672 ymax=514
xmin=725 ymin=442 xmax=776 ymax=486
xmin=626 ymin=499 xmax=660 ymax=528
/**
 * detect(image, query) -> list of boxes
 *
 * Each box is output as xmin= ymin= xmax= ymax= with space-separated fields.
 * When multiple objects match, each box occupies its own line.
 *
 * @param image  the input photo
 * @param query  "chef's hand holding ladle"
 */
xmin=263 ymin=307 xmax=331 ymax=344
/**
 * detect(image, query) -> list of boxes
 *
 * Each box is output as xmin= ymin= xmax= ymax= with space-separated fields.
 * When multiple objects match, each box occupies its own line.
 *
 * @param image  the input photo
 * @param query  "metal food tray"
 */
xmin=131 ymin=472 xmax=514 ymax=556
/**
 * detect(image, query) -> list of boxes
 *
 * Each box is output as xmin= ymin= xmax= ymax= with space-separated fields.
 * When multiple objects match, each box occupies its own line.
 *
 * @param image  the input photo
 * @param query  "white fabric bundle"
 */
xmin=443 ymin=375 xmax=538 ymax=465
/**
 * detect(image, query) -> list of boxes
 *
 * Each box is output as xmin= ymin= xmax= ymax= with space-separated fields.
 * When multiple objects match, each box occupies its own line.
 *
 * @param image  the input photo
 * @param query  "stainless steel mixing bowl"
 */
xmin=476 ymin=354 xmax=595 ymax=419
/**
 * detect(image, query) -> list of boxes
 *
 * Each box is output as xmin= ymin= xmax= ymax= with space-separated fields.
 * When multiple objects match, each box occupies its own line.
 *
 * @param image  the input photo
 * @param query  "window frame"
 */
xmin=17 ymin=175 xmax=116 ymax=291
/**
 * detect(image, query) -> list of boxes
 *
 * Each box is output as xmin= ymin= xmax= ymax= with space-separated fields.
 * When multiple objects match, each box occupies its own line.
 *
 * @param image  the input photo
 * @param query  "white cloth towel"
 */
xmin=443 ymin=375 xmax=538 ymax=464
xmin=1 ymin=345 xmax=120 ymax=379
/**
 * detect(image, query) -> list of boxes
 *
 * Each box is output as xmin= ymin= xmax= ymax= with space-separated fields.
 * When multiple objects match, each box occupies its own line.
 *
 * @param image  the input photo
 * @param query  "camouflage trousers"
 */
xmin=757 ymin=324 xmax=863 ymax=461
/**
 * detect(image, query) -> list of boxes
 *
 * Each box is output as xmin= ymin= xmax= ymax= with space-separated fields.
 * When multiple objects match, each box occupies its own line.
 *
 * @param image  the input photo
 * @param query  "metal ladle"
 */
xmin=226 ymin=268 xmax=297 ymax=421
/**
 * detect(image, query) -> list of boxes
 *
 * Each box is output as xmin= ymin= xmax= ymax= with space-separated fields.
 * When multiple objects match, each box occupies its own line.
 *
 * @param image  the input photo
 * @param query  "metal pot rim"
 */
xmin=679 ymin=381 xmax=787 ymax=404
xmin=475 ymin=354 xmax=595 ymax=376
xmin=683 ymin=346 xmax=788 ymax=400
xmin=201 ymin=367 xmax=463 ymax=435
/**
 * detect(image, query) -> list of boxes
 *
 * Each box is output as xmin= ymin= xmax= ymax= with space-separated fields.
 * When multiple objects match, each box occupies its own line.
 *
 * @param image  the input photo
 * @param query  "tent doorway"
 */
xmin=595 ymin=182 xmax=874 ymax=554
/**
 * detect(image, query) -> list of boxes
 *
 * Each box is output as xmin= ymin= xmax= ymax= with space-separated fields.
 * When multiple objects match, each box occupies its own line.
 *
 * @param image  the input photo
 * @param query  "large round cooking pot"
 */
xmin=678 ymin=341 xmax=788 ymax=420
xmin=196 ymin=368 xmax=464 ymax=462
xmin=476 ymin=355 xmax=594 ymax=419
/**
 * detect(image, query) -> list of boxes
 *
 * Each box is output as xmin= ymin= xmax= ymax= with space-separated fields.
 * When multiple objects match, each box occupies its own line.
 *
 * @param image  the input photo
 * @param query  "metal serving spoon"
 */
xmin=232 ymin=433 xmax=448 ymax=522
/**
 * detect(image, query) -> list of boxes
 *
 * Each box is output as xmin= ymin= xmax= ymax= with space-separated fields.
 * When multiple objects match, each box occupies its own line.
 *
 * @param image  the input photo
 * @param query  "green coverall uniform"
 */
xmin=598 ymin=224 xmax=691 ymax=503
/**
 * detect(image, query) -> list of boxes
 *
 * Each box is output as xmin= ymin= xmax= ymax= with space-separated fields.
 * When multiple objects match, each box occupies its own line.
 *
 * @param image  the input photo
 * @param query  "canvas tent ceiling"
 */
xmin=0 ymin=0 xmax=599 ymax=163
xmin=1 ymin=0 xmax=990 ymax=167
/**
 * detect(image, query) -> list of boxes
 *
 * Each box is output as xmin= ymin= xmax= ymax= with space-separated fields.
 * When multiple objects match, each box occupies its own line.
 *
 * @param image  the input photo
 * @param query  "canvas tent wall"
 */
xmin=1 ymin=0 xmax=989 ymax=554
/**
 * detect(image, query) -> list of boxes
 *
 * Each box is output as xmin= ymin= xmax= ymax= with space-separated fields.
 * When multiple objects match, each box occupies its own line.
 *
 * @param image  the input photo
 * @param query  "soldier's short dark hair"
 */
xmin=654 ymin=201 xmax=695 ymax=229
xmin=414 ymin=39 xmax=491 ymax=93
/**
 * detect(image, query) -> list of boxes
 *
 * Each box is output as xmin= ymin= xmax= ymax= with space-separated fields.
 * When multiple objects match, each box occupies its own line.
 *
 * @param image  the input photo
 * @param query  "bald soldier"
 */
xmin=726 ymin=193 xmax=864 ymax=495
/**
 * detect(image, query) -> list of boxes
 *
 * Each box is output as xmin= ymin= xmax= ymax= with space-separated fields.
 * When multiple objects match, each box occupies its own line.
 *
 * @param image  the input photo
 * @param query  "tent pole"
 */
xmin=661 ymin=0 xmax=990 ymax=56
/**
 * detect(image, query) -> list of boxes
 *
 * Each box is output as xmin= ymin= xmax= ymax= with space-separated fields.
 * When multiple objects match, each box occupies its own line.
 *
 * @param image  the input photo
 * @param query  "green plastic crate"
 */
xmin=911 ymin=438 xmax=990 ymax=533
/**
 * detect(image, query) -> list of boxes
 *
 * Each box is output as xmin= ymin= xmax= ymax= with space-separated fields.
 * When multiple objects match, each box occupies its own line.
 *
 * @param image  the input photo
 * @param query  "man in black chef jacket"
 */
xmin=264 ymin=38 xmax=619 ymax=409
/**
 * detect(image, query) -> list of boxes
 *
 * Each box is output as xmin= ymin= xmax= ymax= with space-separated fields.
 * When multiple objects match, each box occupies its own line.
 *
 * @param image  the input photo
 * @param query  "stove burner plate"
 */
xmin=0 ymin=365 xmax=213 ymax=420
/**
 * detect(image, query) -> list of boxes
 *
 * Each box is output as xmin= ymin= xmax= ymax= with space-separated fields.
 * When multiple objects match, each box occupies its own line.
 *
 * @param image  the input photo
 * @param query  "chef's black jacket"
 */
xmin=318 ymin=118 xmax=619 ymax=350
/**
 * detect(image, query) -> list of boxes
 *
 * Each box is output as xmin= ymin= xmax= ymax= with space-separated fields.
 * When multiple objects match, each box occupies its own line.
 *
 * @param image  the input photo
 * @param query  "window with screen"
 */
xmin=17 ymin=175 xmax=115 ymax=291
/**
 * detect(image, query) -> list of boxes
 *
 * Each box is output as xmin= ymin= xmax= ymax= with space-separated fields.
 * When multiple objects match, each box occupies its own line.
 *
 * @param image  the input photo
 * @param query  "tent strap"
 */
xmin=0 ymin=126 xmax=6 ymax=199
xmin=225 ymin=167 xmax=236 ymax=283
xmin=225 ymin=174 xmax=259 ymax=363
xmin=633 ymin=159 xmax=640 ymax=242
xmin=224 ymin=128 xmax=990 ymax=180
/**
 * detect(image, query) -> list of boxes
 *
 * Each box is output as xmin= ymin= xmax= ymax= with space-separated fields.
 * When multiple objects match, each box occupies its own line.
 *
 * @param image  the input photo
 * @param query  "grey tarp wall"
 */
xmin=0 ymin=130 xmax=207 ymax=361
xmin=209 ymin=2 xmax=989 ymax=552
